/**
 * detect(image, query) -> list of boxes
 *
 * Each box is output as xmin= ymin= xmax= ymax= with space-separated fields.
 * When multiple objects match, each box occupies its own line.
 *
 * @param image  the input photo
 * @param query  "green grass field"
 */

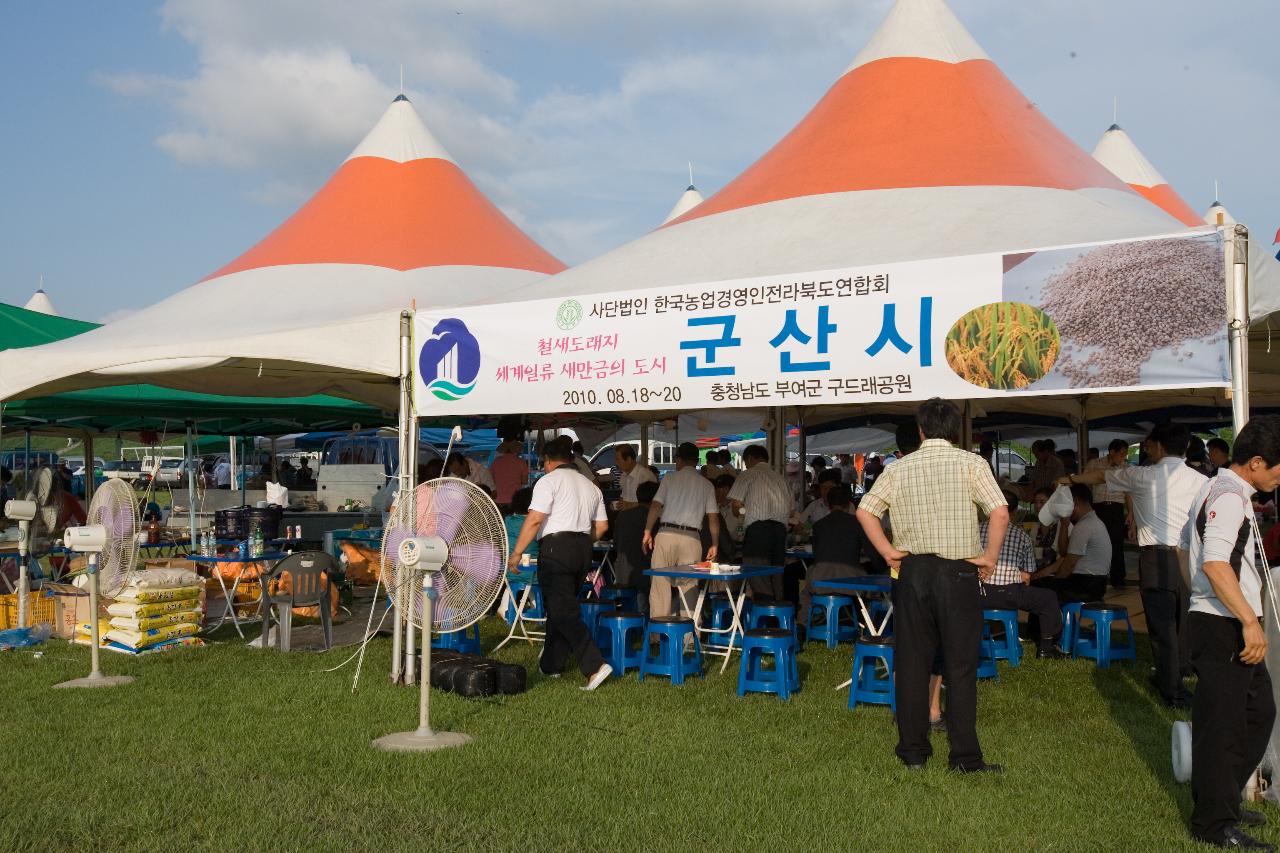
xmin=0 ymin=619 xmax=1259 ymax=852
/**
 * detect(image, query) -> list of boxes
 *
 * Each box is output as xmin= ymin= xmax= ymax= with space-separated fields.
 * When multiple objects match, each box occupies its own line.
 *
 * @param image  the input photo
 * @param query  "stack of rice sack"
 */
xmin=78 ymin=567 xmax=205 ymax=655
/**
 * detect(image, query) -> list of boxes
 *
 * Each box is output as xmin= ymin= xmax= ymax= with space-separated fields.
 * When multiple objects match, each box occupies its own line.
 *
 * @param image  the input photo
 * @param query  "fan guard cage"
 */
xmin=86 ymin=479 xmax=140 ymax=597
xmin=380 ymin=478 xmax=507 ymax=633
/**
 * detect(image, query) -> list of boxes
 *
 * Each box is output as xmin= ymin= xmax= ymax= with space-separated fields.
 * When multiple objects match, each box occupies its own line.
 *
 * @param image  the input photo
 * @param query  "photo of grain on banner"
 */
xmin=1001 ymin=234 xmax=1228 ymax=391
xmin=945 ymin=302 xmax=1060 ymax=390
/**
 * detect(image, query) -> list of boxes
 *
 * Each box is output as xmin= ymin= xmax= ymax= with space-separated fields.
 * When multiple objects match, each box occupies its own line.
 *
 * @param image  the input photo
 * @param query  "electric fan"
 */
xmin=5 ymin=466 xmax=62 ymax=628
xmin=55 ymin=478 xmax=140 ymax=689
xmin=374 ymin=477 xmax=508 ymax=752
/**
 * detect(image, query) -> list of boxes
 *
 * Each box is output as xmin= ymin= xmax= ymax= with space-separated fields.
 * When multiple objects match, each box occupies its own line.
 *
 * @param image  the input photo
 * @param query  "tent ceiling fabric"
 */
xmin=0 ymin=96 xmax=562 ymax=405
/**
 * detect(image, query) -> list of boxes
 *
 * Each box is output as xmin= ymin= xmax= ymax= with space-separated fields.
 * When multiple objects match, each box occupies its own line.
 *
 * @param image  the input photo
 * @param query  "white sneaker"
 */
xmin=581 ymin=663 xmax=613 ymax=691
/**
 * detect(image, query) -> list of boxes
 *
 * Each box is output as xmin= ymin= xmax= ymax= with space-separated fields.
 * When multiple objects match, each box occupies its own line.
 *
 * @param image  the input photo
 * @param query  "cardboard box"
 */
xmin=42 ymin=582 xmax=88 ymax=639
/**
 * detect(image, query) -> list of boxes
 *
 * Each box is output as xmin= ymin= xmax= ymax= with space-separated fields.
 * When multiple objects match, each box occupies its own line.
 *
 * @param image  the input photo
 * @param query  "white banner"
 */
xmin=414 ymin=234 xmax=1227 ymax=416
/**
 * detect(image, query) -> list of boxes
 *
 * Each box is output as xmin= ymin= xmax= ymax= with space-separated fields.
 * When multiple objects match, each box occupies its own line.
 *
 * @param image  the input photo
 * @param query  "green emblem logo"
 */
xmin=556 ymin=299 xmax=583 ymax=331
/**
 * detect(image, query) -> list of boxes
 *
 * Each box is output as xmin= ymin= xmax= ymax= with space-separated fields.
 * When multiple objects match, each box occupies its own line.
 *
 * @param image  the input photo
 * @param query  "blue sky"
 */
xmin=2 ymin=1 xmax=1276 ymax=323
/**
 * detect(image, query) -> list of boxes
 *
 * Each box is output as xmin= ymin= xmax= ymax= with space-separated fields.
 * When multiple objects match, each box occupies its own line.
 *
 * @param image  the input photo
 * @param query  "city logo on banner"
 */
xmin=419 ymin=318 xmax=481 ymax=401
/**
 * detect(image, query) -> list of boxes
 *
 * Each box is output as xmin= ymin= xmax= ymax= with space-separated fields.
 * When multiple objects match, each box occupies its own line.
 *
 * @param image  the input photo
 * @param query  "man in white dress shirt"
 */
xmin=1183 ymin=416 xmax=1280 ymax=850
xmin=1070 ymin=422 xmax=1206 ymax=707
xmin=728 ymin=444 xmax=794 ymax=600
xmin=507 ymin=438 xmax=613 ymax=690
xmin=614 ymin=443 xmax=657 ymax=512
xmin=643 ymin=442 xmax=719 ymax=618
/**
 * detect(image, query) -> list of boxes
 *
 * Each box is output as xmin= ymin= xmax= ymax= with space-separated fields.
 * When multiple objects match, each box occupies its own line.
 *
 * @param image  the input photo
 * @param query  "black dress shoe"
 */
xmin=953 ymin=762 xmax=1004 ymax=774
xmin=1239 ymin=808 xmax=1268 ymax=828
xmin=1193 ymin=826 xmax=1274 ymax=850
xmin=904 ymin=762 xmax=926 ymax=771
xmin=1036 ymin=646 xmax=1068 ymax=660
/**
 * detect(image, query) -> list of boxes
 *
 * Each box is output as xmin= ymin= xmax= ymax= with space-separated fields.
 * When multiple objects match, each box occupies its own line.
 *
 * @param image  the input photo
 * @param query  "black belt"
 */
xmin=660 ymin=522 xmax=700 ymax=533
xmin=1139 ymin=544 xmax=1179 ymax=552
xmin=542 ymin=531 xmax=591 ymax=541
xmin=1095 ymin=501 xmax=1124 ymax=507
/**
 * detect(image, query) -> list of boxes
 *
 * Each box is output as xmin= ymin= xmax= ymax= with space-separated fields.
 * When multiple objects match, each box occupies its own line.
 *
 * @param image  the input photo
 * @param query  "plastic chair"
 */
xmin=1073 ymin=602 xmax=1137 ymax=668
xmin=259 ymin=551 xmax=336 ymax=652
xmin=639 ymin=616 xmax=703 ymax=685
xmin=600 ymin=585 xmax=640 ymax=613
xmin=1060 ymin=601 xmax=1084 ymax=656
xmin=748 ymin=602 xmax=797 ymax=638
xmin=977 ymin=623 xmax=1000 ymax=681
xmin=982 ymin=608 xmax=1022 ymax=667
xmin=596 ymin=611 xmax=645 ymax=675
xmin=704 ymin=594 xmax=740 ymax=649
xmin=580 ymin=599 xmax=617 ymax=637
xmin=805 ymin=594 xmax=859 ymax=648
xmin=850 ymin=637 xmax=895 ymax=711
xmin=434 ymin=623 xmax=482 ymax=655
xmin=504 ymin=579 xmax=545 ymax=624
xmin=737 ymin=628 xmax=800 ymax=700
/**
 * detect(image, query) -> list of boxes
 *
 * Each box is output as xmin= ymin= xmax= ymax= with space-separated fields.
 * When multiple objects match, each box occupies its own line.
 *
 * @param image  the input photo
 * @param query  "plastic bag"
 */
xmin=266 ymin=481 xmax=289 ymax=507
xmin=0 ymin=622 xmax=52 ymax=650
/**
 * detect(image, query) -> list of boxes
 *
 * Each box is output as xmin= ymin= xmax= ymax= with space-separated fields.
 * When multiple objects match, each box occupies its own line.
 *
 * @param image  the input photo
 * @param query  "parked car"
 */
xmin=155 ymin=458 xmax=200 ymax=484
xmin=102 ymin=460 xmax=150 ymax=488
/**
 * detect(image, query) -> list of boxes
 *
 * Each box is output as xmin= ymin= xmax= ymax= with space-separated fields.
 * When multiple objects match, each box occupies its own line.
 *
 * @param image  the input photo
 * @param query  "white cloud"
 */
xmin=97 ymin=0 xmax=1277 ymax=267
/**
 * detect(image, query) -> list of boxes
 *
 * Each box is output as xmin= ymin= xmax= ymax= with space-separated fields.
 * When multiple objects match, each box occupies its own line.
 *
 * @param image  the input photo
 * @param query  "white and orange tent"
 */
xmin=0 ymin=95 xmax=563 ymax=405
xmin=661 ymin=183 xmax=705 ymax=226
xmin=532 ymin=0 xmax=1187 ymax=303
xmin=1091 ymin=123 xmax=1202 ymax=227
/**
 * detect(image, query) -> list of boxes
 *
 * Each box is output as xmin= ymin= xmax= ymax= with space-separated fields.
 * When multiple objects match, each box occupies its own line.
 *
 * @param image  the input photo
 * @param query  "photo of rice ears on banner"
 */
xmin=413 ymin=233 xmax=1228 ymax=415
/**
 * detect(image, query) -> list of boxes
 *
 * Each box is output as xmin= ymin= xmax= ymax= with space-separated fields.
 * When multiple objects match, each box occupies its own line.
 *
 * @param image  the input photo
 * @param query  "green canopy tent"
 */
xmin=0 ymin=302 xmax=393 ymax=542
xmin=0 ymin=303 xmax=392 ymax=436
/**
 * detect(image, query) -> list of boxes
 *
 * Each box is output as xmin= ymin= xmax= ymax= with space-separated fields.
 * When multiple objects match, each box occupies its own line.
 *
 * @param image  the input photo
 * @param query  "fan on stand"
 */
xmin=374 ymin=477 xmax=507 ymax=752
xmin=55 ymin=478 xmax=140 ymax=689
xmin=4 ymin=466 xmax=62 ymax=628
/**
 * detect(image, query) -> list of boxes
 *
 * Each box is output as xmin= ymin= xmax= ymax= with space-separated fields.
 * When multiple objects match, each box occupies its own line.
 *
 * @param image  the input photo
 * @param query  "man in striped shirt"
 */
xmin=858 ymin=398 xmax=1008 ymax=774
xmin=728 ymin=444 xmax=793 ymax=601
xmin=978 ymin=489 xmax=1064 ymax=659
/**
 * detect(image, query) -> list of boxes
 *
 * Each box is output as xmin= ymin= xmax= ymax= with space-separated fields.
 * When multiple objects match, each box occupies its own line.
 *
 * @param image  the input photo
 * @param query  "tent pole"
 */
xmin=639 ymin=421 xmax=650 ymax=467
xmin=391 ymin=311 xmax=414 ymax=685
xmin=797 ymin=408 xmax=808 ymax=512
xmin=185 ymin=422 xmax=196 ymax=547
xmin=82 ymin=431 xmax=95 ymax=504
xmin=960 ymin=402 xmax=973 ymax=452
xmin=1077 ymin=397 xmax=1089 ymax=470
xmin=23 ymin=428 xmax=31 ymax=490
xmin=1228 ymin=224 xmax=1251 ymax=433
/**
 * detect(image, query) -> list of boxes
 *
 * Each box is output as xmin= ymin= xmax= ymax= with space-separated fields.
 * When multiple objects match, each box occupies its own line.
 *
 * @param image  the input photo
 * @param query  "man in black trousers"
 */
xmin=857 ymin=398 xmax=1009 ymax=773
xmin=507 ymin=437 xmax=613 ymax=691
xmin=1185 ymin=416 xmax=1280 ymax=850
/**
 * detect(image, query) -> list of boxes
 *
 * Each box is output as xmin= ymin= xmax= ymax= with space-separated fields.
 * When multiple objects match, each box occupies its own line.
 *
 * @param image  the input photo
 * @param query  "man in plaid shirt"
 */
xmin=858 ymin=398 xmax=1008 ymax=774
xmin=978 ymin=489 xmax=1065 ymax=659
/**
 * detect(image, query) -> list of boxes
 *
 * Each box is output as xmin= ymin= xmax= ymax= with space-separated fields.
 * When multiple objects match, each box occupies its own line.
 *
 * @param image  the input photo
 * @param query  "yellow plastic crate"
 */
xmin=0 ymin=592 xmax=58 ymax=630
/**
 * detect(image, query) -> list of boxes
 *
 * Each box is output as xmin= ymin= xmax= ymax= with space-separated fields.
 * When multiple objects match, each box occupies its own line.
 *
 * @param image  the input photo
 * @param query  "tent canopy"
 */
xmin=0 ymin=303 xmax=391 ymax=435
xmin=1091 ymin=124 xmax=1202 ymax=226
xmin=0 ymin=95 xmax=563 ymax=405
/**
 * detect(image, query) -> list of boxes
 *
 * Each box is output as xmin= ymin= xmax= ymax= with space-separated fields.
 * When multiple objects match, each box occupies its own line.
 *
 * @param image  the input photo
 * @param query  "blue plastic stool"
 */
xmin=982 ymin=608 xmax=1023 ymax=667
xmin=737 ymin=628 xmax=800 ymax=700
xmin=1060 ymin=602 xmax=1084 ymax=656
xmin=850 ymin=637 xmax=895 ymax=711
xmin=1073 ymin=602 xmax=1137 ymax=668
xmin=639 ymin=616 xmax=703 ymax=685
xmin=433 ymin=623 xmax=481 ymax=655
xmin=600 ymin=585 xmax=640 ymax=613
xmin=748 ymin=602 xmax=797 ymax=638
xmin=866 ymin=598 xmax=893 ymax=637
xmin=596 ymin=611 xmax=645 ymax=676
xmin=579 ymin=599 xmax=617 ymax=637
xmin=977 ymin=625 xmax=1000 ymax=681
xmin=704 ymin=594 xmax=741 ymax=649
xmin=805 ymin=594 xmax=859 ymax=648
xmin=504 ymin=580 xmax=545 ymax=624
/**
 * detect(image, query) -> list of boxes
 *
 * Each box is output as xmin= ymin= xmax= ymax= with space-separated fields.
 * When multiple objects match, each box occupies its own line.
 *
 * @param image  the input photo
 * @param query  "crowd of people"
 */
xmin=397 ymin=410 xmax=1279 ymax=849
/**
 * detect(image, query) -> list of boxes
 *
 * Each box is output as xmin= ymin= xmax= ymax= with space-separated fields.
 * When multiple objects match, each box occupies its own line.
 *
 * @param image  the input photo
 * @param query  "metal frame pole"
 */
xmin=1227 ymin=225 xmax=1250 ymax=433
xmin=185 ymin=422 xmax=197 ymax=546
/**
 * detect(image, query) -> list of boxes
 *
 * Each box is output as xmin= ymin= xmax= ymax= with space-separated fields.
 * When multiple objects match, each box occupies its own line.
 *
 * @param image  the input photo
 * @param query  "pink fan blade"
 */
xmin=448 ymin=543 xmax=502 ymax=587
